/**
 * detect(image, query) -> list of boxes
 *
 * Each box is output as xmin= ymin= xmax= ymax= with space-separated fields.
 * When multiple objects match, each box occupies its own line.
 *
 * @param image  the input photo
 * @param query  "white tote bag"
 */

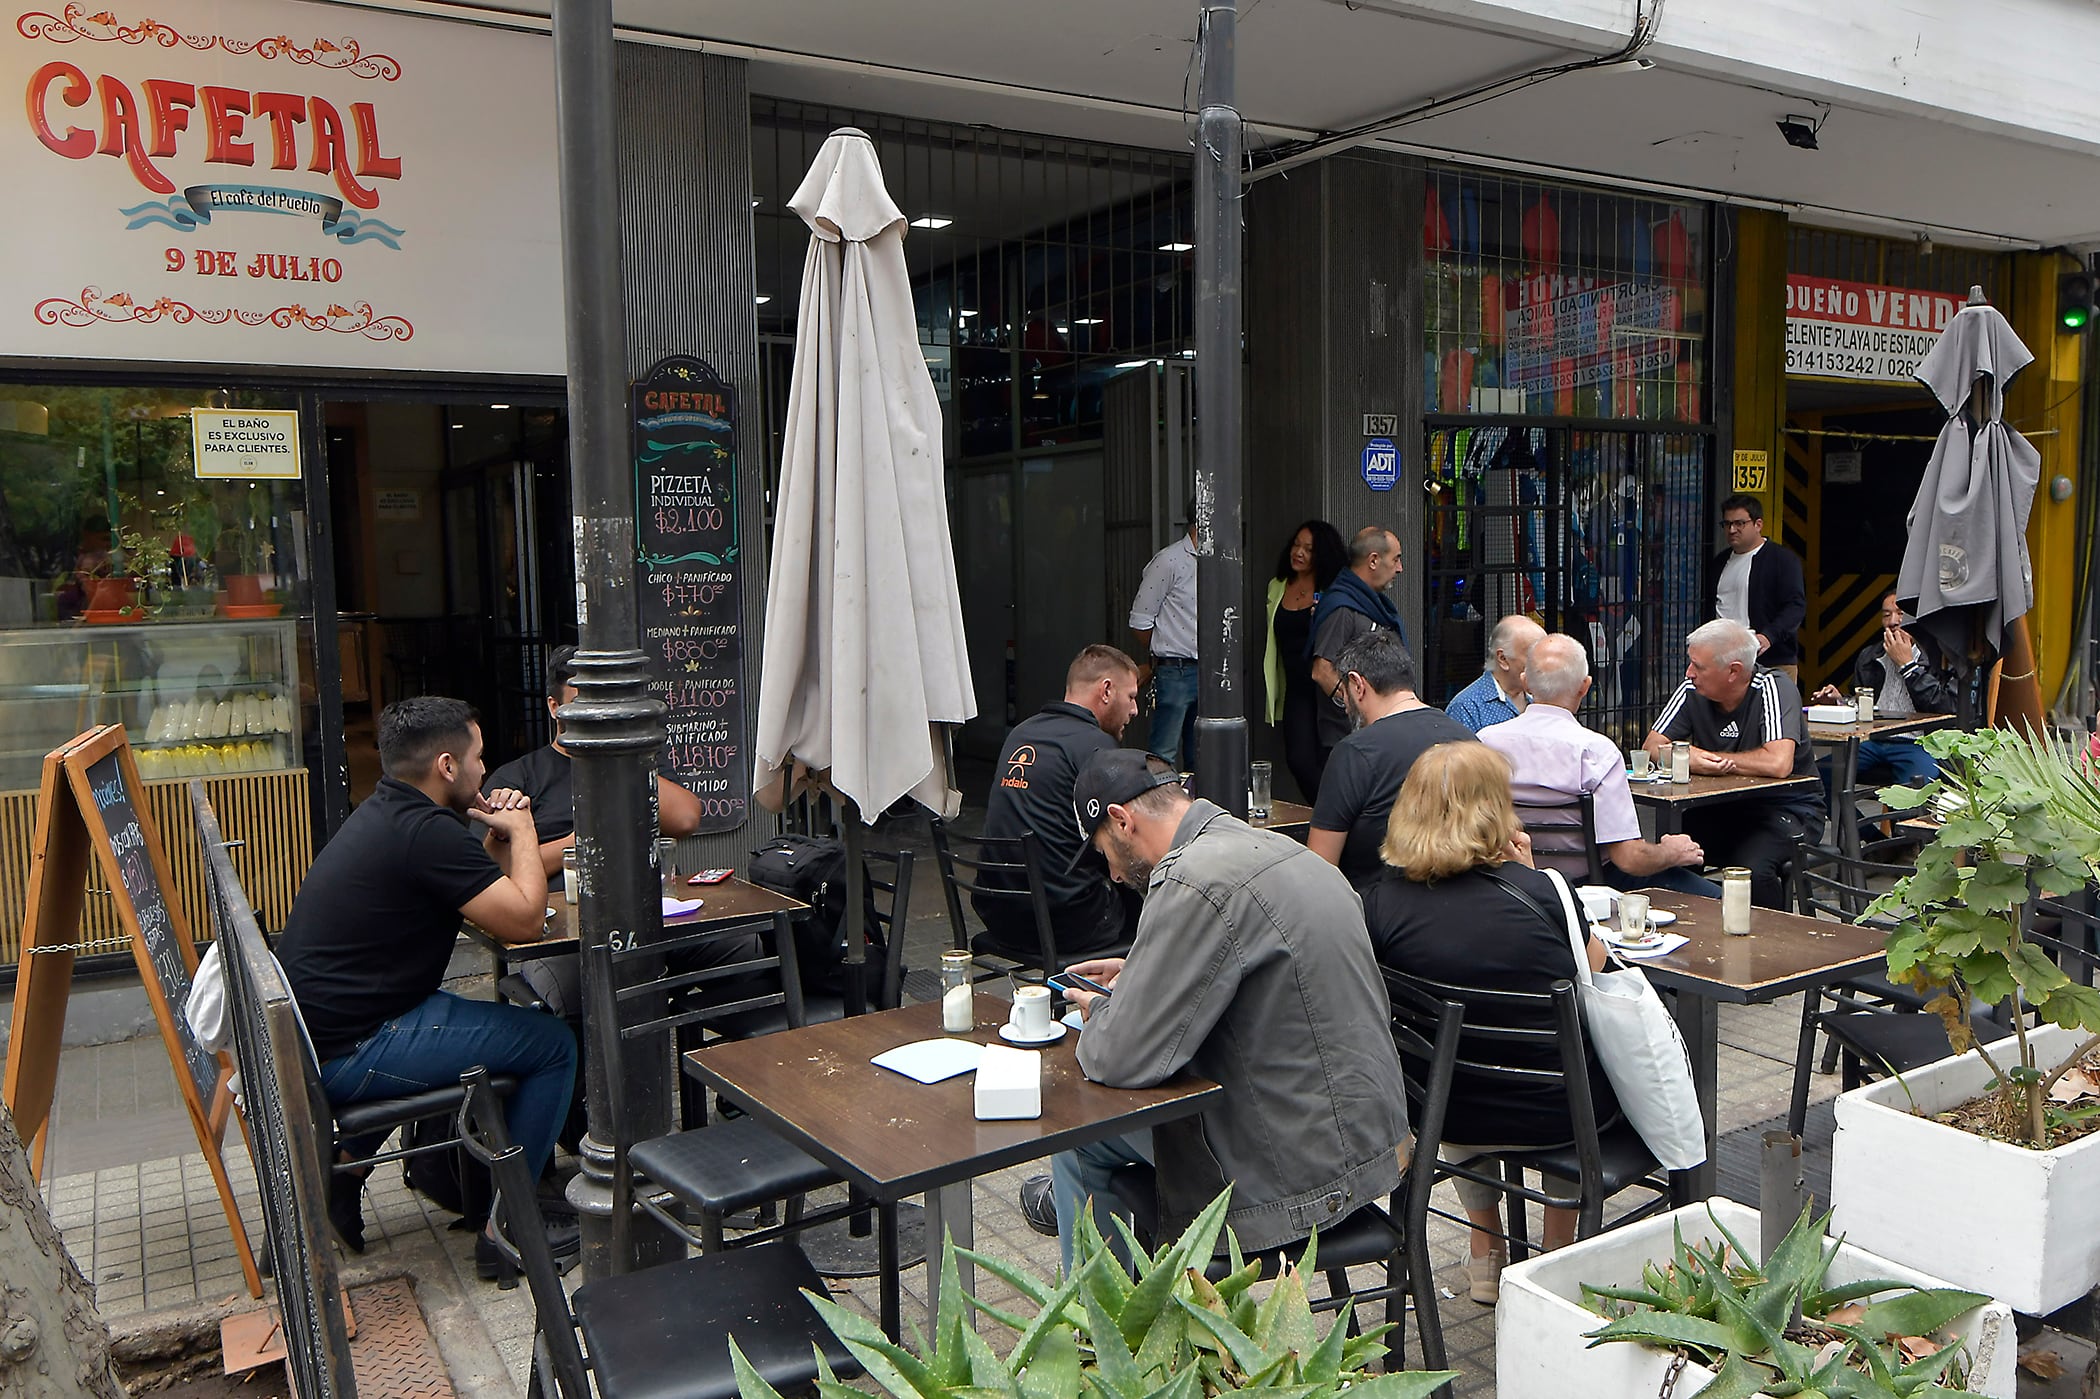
xmin=1537 ymin=869 xmax=1707 ymax=1170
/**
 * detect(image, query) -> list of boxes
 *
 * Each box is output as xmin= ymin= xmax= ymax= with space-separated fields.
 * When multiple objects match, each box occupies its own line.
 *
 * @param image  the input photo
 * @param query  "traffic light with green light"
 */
xmin=2061 ymin=269 xmax=2096 ymax=331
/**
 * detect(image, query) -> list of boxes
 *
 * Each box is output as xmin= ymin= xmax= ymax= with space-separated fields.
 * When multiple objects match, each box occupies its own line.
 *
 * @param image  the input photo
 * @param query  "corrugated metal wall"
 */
xmin=614 ymin=46 xmax=773 ymax=862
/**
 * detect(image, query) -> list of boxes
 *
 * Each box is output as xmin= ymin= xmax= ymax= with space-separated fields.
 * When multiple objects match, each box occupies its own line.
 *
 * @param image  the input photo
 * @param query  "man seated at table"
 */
xmin=486 ymin=644 xmax=703 ymax=875
xmin=1642 ymin=620 xmax=1824 ymax=909
xmin=1480 ymin=632 xmax=1717 ymax=896
xmin=1307 ymin=629 xmax=1475 ymax=886
xmin=277 ymin=697 xmax=577 ymax=1274
xmin=1444 ymin=613 xmax=1545 ymax=733
xmin=1023 ymin=749 xmax=1411 ymax=1271
xmin=1809 ymin=592 xmax=1958 ymax=790
xmin=974 ymin=644 xmax=1143 ymax=960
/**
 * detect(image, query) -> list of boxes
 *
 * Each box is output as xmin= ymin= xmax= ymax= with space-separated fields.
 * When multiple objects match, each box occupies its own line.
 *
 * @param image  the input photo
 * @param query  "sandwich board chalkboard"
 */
xmin=1 ymin=724 xmax=261 ymax=1297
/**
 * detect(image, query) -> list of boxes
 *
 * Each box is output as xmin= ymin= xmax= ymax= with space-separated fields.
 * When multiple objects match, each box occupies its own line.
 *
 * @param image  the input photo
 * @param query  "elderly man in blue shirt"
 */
xmin=1446 ymin=614 xmax=1544 ymax=732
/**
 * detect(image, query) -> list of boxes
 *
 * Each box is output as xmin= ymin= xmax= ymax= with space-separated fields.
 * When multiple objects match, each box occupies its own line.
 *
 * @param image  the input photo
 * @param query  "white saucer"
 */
xmin=999 ymin=1021 xmax=1067 ymax=1046
xmin=1647 ymin=909 xmax=1677 ymax=926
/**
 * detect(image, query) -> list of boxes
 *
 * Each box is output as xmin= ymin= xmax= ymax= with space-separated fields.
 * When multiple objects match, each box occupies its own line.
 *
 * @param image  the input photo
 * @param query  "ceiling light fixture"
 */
xmin=909 ymin=216 xmax=953 ymax=229
xmin=490 ymin=403 xmax=511 ymax=410
xmin=1116 ymin=360 xmax=1151 ymax=369
xmin=957 ymin=309 xmax=978 ymax=319
xmin=755 ymin=294 xmax=771 ymax=305
xmin=1159 ymin=241 xmax=1193 ymax=252
xmin=1074 ymin=317 xmax=1104 ymax=326
xmin=1776 ymin=114 xmax=1821 ymax=150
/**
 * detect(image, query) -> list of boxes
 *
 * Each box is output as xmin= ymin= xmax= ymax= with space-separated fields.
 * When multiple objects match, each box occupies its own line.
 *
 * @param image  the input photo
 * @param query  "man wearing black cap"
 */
xmin=1022 ymin=749 xmax=1411 ymax=1269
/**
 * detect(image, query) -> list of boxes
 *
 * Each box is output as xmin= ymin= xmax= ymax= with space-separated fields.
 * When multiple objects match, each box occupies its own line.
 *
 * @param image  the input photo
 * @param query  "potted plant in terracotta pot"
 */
xmin=1828 ymin=726 xmax=2100 ymax=1314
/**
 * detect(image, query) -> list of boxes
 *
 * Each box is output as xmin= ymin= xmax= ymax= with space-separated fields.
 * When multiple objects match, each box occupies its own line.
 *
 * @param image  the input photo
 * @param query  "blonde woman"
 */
xmin=1359 ymin=741 xmax=1612 ymax=1304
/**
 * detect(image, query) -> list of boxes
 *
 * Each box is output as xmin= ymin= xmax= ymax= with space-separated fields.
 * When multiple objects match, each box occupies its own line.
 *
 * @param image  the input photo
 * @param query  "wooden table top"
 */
xmin=1627 ymin=772 xmax=1822 ymax=809
xmin=1616 ymin=889 xmax=1888 ymax=1004
xmin=1252 ymin=799 xmax=1313 ymax=832
xmin=1806 ymin=713 xmax=1954 ymax=743
xmin=684 ymin=995 xmax=1222 ymax=1201
xmin=467 ymin=876 xmax=807 ymax=961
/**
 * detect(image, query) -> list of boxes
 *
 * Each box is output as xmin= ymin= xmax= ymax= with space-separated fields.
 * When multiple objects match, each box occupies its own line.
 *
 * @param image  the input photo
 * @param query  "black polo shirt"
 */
xmin=485 ymin=745 xmax=574 ymax=844
xmin=975 ymin=701 xmax=1120 ymax=933
xmin=1311 ymin=706 xmax=1478 ymax=884
xmin=1652 ymin=667 xmax=1824 ymax=820
xmin=276 ymin=778 xmax=506 ymax=1061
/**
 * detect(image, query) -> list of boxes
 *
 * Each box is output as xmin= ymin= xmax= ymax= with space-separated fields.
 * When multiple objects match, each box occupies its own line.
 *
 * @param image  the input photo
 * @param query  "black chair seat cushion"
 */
xmin=333 ymin=1074 xmax=518 ymax=1139
xmin=628 ymin=1119 xmax=838 ymax=1214
xmin=1834 ymin=971 xmax=1932 ymax=1011
xmin=1822 ymin=1010 xmax=1994 ymax=1074
xmin=574 ymin=1239 xmax=858 ymax=1399
xmin=968 ymin=931 xmax=1132 ymax=967
xmin=1505 ymin=1122 xmax=1661 ymax=1197
xmin=1102 ymin=1165 xmax=1397 ymax=1273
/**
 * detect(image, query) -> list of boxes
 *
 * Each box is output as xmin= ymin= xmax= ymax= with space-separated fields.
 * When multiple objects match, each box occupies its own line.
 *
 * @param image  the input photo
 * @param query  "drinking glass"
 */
xmin=1248 ymin=760 xmax=1273 ymax=820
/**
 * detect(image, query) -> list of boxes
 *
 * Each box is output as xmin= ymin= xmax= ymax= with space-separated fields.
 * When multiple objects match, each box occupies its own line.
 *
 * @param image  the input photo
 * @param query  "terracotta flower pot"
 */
xmin=87 ymin=577 xmax=137 ymax=612
xmin=224 ymin=574 xmax=266 ymax=607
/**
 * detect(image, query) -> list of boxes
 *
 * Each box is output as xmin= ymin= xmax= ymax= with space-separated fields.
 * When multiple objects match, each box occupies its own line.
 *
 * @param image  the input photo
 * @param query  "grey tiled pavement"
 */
xmin=29 ymin=824 xmax=1854 ymax=1397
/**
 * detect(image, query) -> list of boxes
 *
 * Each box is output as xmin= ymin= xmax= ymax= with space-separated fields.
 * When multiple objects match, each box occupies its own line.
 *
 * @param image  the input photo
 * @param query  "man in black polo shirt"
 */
xmin=278 ymin=697 xmax=575 ymax=1272
xmin=974 ymin=645 xmax=1142 ymax=959
xmin=486 ymin=644 xmax=702 ymax=874
xmin=1644 ymin=618 xmax=1824 ymax=908
xmin=1308 ymin=629 xmax=1475 ymax=885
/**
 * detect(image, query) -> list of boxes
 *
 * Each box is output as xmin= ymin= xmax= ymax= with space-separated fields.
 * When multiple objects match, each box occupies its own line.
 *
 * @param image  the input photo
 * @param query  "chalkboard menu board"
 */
xmin=82 ymin=748 xmax=219 ymax=1108
xmin=633 ymin=356 xmax=749 ymax=833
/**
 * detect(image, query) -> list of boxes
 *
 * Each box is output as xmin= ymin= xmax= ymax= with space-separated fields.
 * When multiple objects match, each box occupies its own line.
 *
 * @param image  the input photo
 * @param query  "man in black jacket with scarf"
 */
xmin=1811 ymin=592 xmax=1963 ymax=787
xmin=1708 ymin=494 xmax=1806 ymax=681
xmin=1308 ymin=526 xmax=1409 ymax=768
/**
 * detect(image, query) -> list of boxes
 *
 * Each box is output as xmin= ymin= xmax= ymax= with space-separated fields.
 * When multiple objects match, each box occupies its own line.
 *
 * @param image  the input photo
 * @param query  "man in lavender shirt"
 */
xmin=1479 ymin=632 xmax=1718 ymax=896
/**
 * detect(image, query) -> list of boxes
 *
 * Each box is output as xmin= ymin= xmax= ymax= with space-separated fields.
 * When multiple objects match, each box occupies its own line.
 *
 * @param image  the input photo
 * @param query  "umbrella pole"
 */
xmin=1191 ymin=0 xmax=1249 ymax=816
xmin=550 ymin=0 xmax=677 ymax=1281
xmin=842 ymin=799 xmax=869 ymax=1018
xmin=1993 ymin=615 xmax=2047 ymax=736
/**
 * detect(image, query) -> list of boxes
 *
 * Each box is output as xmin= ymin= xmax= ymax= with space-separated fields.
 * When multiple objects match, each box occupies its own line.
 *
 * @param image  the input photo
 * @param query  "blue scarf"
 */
xmin=1307 ymin=569 xmax=1407 ymax=661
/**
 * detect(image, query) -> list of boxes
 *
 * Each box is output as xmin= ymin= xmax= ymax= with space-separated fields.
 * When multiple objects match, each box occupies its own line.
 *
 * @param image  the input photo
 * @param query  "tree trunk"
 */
xmin=0 ymin=1104 xmax=126 ymax=1398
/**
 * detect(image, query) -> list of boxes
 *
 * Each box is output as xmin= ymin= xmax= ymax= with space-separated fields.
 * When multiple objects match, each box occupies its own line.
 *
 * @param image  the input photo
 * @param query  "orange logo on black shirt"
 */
xmin=1000 ymin=744 xmax=1036 ymax=790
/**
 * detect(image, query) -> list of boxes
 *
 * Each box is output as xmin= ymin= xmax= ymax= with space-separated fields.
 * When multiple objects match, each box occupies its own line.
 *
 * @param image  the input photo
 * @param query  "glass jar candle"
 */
xmin=1721 ymin=867 xmax=1753 ymax=934
xmin=657 ymin=837 xmax=679 ymax=897
xmin=1670 ymin=741 xmax=1692 ymax=784
xmin=940 ymin=951 xmax=974 ymax=1032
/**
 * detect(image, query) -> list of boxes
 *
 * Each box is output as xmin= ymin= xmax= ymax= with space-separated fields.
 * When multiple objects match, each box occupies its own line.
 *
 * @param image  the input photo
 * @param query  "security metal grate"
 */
xmin=1420 ymin=424 xmax=1710 ymax=746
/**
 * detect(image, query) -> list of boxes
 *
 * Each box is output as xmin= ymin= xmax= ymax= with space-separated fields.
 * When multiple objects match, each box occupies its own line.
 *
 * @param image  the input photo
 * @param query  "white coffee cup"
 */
xmin=1009 ymin=984 xmax=1054 ymax=1039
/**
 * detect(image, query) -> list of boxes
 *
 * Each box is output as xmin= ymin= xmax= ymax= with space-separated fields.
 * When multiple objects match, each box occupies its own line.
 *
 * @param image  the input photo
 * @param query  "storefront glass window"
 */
xmin=1424 ymin=170 xmax=1709 ymax=423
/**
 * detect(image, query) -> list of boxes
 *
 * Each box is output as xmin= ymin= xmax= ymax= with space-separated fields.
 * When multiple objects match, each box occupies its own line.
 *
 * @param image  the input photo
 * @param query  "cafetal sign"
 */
xmin=4 ymin=0 xmax=562 ymax=373
xmin=1784 ymin=275 xmax=1958 ymax=384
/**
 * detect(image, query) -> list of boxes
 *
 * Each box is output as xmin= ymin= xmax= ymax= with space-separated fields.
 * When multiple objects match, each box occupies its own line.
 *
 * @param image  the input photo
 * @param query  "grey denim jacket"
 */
xmin=1077 ymin=800 xmax=1410 ymax=1252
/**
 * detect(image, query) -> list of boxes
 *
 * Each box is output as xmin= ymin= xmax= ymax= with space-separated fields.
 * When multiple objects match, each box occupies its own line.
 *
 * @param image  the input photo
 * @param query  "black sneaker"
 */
xmin=327 ymin=1176 xmax=367 ymax=1254
xmin=1019 ymin=1173 xmax=1058 ymax=1237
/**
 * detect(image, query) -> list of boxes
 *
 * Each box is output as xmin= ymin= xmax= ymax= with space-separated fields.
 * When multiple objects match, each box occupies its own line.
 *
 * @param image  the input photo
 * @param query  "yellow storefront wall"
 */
xmin=2006 ymin=251 xmax=2085 ymax=709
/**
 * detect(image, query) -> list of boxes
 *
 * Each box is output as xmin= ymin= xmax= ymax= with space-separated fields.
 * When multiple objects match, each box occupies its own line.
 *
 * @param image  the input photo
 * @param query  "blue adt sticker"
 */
xmin=1361 ymin=437 xmax=1399 ymax=492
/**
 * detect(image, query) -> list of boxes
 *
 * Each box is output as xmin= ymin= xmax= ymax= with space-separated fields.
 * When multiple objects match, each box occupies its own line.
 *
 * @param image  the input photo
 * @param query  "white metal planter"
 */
xmin=1832 ymin=1020 xmax=2100 ymax=1316
xmin=1498 ymin=1198 xmax=2015 ymax=1399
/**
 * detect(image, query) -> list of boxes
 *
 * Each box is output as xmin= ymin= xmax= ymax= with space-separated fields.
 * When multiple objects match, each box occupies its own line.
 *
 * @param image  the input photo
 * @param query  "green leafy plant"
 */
xmin=729 ymin=1189 xmax=1455 ymax=1399
xmin=1581 ymin=1205 xmax=1988 ymax=1397
xmin=1867 ymin=727 xmax=2100 ymax=1146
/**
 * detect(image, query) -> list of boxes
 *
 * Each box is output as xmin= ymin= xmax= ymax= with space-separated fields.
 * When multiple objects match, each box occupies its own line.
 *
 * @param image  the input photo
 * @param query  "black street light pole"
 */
xmin=1192 ymin=0 xmax=1247 ymax=816
xmin=549 ymin=0 xmax=676 ymax=1279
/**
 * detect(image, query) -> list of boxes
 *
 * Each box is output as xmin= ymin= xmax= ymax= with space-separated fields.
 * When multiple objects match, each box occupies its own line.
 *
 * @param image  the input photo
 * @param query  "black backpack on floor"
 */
xmin=747 ymin=834 xmax=883 ymax=995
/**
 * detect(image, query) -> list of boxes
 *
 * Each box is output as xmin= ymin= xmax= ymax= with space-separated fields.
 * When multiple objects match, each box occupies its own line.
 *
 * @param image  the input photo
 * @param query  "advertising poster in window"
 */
xmin=2 ymin=0 xmax=561 ymax=373
xmin=1783 ymin=275 xmax=1957 ymax=383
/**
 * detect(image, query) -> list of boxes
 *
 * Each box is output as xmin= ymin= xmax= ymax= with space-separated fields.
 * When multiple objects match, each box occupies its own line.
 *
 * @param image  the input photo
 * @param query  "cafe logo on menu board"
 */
xmin=634 ymin=355 xmax=749 ymax=834
xmin=2 ymin=0 xmax=561 ymax=373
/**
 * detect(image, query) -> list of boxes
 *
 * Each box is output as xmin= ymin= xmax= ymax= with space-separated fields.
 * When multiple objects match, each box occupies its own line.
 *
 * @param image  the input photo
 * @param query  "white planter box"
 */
xmin=1498 ymin=1198 xmax=2015 ymax=1399
xmin=1832 ymin=1020 xmax=2100 ymax=1316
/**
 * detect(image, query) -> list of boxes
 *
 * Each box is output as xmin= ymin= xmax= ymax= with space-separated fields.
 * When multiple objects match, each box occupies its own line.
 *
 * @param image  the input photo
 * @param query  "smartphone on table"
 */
xmin=687 ymin=868 xmax=734 ymax=885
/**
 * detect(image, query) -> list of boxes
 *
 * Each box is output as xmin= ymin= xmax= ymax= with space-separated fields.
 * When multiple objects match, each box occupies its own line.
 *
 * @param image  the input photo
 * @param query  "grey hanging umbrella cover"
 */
xmin=754 ymin=129 xmax=975 ymax=821
xmin=1896 ymin=299 xmax=2041 ymax=660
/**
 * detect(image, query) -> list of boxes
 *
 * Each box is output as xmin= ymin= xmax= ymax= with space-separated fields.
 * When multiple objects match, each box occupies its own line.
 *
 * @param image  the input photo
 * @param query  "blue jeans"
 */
xmin=1150 ymin=663 xmax=1199 ymax=766
xmin=319 ymin=991 xmax=577 ymax=1181
xmin=1051 ymin=1130 xmax=1153 ymax=1275
xmin=1858 ymin=737 xmax=1939 ymax=788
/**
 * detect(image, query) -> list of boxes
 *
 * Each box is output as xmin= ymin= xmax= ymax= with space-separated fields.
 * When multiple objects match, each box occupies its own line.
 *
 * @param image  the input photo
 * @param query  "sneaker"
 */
xmin=1019 ymin=1173 xmax=1058 ymax=1237
xmin=1467 ymin=1246 xmax=1506 ymax=1305
xmin=327 ymin=1176 xmax=367 ymax=1254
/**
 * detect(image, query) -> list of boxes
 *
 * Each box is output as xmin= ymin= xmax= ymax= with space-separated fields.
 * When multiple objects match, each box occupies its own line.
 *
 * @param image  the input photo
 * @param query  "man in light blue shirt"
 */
xmin=1446 ymin=614 xmax=1543 ymax=732
xmin=1129 ymin=511 xmax=1201 ymax=765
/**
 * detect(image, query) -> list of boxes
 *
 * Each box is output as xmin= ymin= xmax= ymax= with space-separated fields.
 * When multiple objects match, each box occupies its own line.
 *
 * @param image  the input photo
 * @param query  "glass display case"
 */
xmin=0 ymin=618 xmax=303 ymax=793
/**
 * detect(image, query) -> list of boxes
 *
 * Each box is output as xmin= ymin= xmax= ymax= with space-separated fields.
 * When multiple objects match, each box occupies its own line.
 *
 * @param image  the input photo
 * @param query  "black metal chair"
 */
xmin=929 ymin=821 xmax=1123 ymax=978
xmin=715 ymin=849 xmax=915 ymax=1037
xmin=1387 ymin=970 xmax=1671 ymax=1259
xmin=1514 ymin=793 xmax=1606 ymax=884
xmin=582 ymin=909 xmax=869 ymax=1257
xmin=458 ymin=1067 xmax=858 ymax=1399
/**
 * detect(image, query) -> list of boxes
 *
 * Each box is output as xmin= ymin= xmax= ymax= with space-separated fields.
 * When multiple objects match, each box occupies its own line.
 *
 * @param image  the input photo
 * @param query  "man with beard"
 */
xmin=1306 ymin=629 xmax=1476 ymax=886
xmin=1019 ymin=749 xmax=1411 ymax=1270
xmin=277 ymin=697 xmax=577 ymax=1274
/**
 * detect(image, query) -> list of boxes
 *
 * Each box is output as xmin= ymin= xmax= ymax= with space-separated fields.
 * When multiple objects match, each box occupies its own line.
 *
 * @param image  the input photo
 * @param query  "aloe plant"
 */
xmin=729 ymin=1188 xmax=1456 ymax=1399
xmin=1868 ymin=726 xmax=2100 ymax=1145
xmin=1580 ymin=1205 xmax=1987 ymax=1397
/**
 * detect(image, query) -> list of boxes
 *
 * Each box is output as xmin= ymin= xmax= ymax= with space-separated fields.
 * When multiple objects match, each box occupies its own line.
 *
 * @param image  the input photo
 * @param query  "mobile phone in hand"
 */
xmin=687 ymin=868 xmax=734 ymax=885
xmin=1047 ymin=972 xmax=1113 ymax=999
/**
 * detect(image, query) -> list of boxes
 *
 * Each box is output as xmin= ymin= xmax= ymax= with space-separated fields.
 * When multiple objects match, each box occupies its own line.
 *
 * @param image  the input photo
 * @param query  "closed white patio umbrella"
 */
xmin=754 ymin=127 xmax=975 ymax=823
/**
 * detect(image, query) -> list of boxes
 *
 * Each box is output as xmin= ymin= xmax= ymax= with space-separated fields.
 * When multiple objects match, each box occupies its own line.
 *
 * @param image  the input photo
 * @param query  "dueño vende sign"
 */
xmin=1784 ymin=274 xmax=1957 ymax=384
